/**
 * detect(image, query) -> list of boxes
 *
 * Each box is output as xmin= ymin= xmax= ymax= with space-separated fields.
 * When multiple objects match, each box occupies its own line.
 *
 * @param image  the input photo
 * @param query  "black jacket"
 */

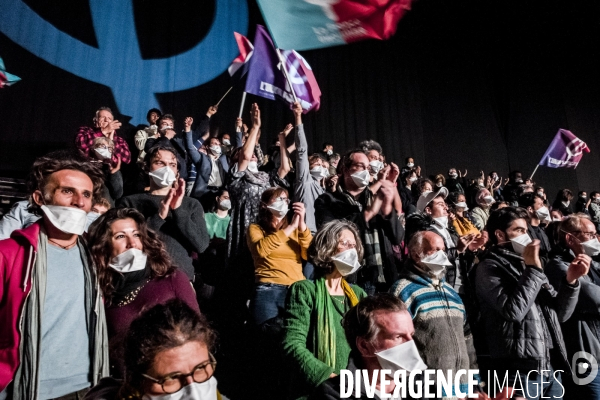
xmin=475 ymin=246 xmax=580 ymax=373
xmin=546 ymin=248 xmax=600 ymax=367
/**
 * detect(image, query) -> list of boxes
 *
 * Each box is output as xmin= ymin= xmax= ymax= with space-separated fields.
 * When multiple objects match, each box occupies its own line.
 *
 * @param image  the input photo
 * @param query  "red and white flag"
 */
xmin=228 ymin=32 xmax=254 ymax=82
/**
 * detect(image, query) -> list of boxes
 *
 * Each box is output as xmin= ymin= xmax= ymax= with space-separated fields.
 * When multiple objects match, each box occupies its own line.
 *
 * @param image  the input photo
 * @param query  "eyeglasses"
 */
xmin=572 ymin=231 xmax=598 ymax=240
xmin=142 ymin=353 xmax=216 ymax=394
xmin=338 ymin=239 xmax=357 ymax=250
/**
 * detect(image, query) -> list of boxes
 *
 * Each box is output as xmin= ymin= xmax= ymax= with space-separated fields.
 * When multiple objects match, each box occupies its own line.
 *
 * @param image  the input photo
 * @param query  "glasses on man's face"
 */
xmin=338 ymin=239 xmax=357 ymax=250
xmin=573 ymin=231 xmax=598 ymax=241
xmin=142 ymin=353 xmax=216 ymax=394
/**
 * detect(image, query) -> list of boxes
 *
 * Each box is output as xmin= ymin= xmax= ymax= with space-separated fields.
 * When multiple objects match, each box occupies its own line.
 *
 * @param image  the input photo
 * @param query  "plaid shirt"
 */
xmin=75 ymin=126 xmax=131 ymax=166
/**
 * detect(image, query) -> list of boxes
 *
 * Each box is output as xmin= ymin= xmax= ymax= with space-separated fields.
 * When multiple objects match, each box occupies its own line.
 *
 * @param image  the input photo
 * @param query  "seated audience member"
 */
xmin=315 ymin=149 xmax=404 ymax=294
xmin=292 ymin=102 xmax=326 ymax=234
xmin=0 ymin=150 xmax=108 ymax=398
xmin=90 ymin=136 xmax=124 ymax=206
xmin=91 ymin=197 xmax=111 ymax=215
xmin=471 ymin=188 xmax=495 ymax=230
xmin=0 ymin=199 xmax=40 ymax=239
xmin=134 ymin=108 xmax=161 ymax=165
xmin=88 ymin=208 xmax=199 ymax=377
xmin=491 ymin=200 xmax=509 ymax=211
xmin=552 ymin=188 xmax=574 ymax=216
xmin=144 ymin=114 xmax=189 ymax=181
xmin=76 ymin=106 xmax=131 ymax=167
xmin=450 ymin=192 xmax=479 ymax=236
xmin=518 ymin=193 xmax=552 ymax=259
xmin=588 ymin=191 xmax=600 ymax=231
xmin=475 ymin=207 xmax=587 ymax=399
xmin=310 ymin=293 xmax=424 ymax=400
xmin=117 ymin=145 xmax=209 ymax=281
xmin=283 ymin=220 xmax=367 ymax=399
xmin=247 ymin=187 xmax=312 ymax=330
xmin=391 ymin=231 xmax=480 ymax=396
xmin=550 ymin=208 xmax=564 ymax=221
xmin=545 ymin=213 xmax=600 ymax=399
xmin=85 ymin=300 xmax=220 ymax=400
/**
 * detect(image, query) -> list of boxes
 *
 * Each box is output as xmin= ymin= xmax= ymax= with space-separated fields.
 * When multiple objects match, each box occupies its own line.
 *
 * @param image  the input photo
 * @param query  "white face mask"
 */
xmin=455 ymin=201 xmax=469 ymax=211
xmin=552 ymin=217 xmax=562 ymax=222
xmin=420 ymin=250 xmax=452 ymax=278
xmin=331 ymin=248 xmax=361 ymax=276
xmin=595 ymin=197 xmax=600 ymax=204
xmin=535 ymin=206 xmax=551 ymax=223
xmin=369 ymin=160 xmax=384 ymax=174
xmin=509 ymin=232 xmax=532 ymax=255
xmin=219 ymin=199 xmax=231 ymax=211
xmin=149 ymin=166 xmax=177 ymax=188
xmin=41 ymin=205 xmax=87 ymax=235
xmin=310 ymin=166 xmax=328 ymax=180
xmin=326 ymin=149 xmax=333 ymax=156
xmin=143 ymin=376 xmax=218 ymax=400
xmin=247 ymin=161 xmax=259 ymax=173
xmin=209 ymin=145 xmax=222 ymax=156
xmin=537 ymin=191 xmax=544 ymax=197
xmin=267 ymin=200 xmax=288 ymax=218
xmin=581 ymin=237 xmax=600 ymax=257
xmin=351 ymin=170 xmax=370 ymax=189
xmin=409 ymin=176 xmax=417 ymax=183
xmin=433 ymin=216 xmax=448 ymax=229
xmin=515 ymin=178 xmax=523 ymax=184
xmin=109 ymin=248 xmax=148 ymax=273
xmin=449 ymin=173 xmax=457 ymax=179
xmin=94 ymin=147 xmax=112 ymax=159
xmin=483 ymin=195 xmax=495 ymax=206
xmin=222 ymin=139 xmax=231 ymax=146
xmin=375 ymin=340 xmax=427 ymax=374
xmin=85 ymin=211 xmax=101 ymax=233
xmin=406 ymin=162 xmax=414 ymax=168
xmin=435 ymin=182 xmax=443 ymax=188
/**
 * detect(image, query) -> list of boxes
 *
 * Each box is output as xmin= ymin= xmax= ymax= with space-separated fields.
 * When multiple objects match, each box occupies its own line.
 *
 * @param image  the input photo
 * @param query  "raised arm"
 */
xmin=238 ymin=103 xmax=260 ymax=172
xmin=278 ymin=124 xmax=293 ymax=179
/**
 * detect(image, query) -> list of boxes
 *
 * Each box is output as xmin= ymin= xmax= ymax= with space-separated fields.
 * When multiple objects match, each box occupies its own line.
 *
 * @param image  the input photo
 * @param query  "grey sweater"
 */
xmin=117 ymin=193 xmax=209 ymax=280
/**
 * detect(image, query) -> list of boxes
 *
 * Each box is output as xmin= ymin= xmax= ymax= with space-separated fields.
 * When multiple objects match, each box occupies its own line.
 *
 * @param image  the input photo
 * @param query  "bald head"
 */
xmin=408 ymin=231 xmax=445 ymax=263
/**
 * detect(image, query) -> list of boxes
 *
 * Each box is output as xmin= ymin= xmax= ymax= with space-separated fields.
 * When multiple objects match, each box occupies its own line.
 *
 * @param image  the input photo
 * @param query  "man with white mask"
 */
xmin=0 ymin=151 xmax=109 ymax=399
xmin=476 ymin=207 xmax=587 ymax=400
xmin=118 ymin=146 xmax=209 ymax=281
xmin=391 ymin=231 xmax=481 ymax=398
xmin=545 ymin=213 xmax=600 ymax=399
xmin=518 ymin=193 xmax=552 ymax=260
xmin=315 ymin=149 xmax=404 ymax=294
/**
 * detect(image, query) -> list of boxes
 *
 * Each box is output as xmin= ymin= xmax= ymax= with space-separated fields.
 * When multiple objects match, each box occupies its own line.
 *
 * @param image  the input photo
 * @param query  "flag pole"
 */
xmin=275 ymin=48 xmax=299 ymax=104
xmin=529 ymin=165 xmax=540 ymax=180
xmin=238 ymin=92 xmax=247 ymax=118
xmin=216 ymin=86 xmax=233 ymax=107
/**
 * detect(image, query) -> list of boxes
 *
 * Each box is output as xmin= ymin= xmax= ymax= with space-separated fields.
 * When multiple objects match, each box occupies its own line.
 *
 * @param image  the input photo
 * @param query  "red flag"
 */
xmin=228 ymin=32 xmax=254 ymax=81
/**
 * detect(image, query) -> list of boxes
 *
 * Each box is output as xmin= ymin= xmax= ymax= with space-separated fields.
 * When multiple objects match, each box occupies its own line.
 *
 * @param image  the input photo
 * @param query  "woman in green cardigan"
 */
xmin=282 ymin=220 xmax=368 ymax=399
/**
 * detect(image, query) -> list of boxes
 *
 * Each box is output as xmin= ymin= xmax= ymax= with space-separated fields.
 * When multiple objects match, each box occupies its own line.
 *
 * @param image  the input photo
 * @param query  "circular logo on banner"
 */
xmin=0 ymin=0 xmax=248 ymax=123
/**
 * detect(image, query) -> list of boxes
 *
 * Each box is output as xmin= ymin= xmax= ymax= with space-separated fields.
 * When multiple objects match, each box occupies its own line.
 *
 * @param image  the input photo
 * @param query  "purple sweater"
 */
xmin=105 ymin=269 xmax=200 ymax=376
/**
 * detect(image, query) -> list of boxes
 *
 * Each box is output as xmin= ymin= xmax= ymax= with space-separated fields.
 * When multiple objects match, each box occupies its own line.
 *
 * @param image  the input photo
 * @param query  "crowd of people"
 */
xmin=0 ymin=100 xmax=599 ymax=400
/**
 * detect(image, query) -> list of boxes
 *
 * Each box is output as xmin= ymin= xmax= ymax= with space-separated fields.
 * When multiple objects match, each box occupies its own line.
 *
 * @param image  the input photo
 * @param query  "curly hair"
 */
xmin=27 ymin=150 xmax=105 ymax=215
xmin=256 ymin=187 xmax=289 ymax=233
xmin=308 ymin=220 xmax=364 ymax=276
xmin=87 ymin=208 xmax=174 ymax=306
xmin=120 ymin=299 xmax=216 ymax=398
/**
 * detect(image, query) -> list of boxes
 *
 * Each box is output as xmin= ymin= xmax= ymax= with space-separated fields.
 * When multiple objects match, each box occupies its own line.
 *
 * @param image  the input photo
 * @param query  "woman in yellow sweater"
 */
xmin=246 ymin=186 xmax=312 ymax=329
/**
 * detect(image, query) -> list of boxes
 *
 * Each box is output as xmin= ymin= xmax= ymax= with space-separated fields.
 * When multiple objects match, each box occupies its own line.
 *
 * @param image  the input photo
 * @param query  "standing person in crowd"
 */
xmin=546 ymin=214 xmax=600 ymax=399
xmin=292 ymin=102 xmax=325 ymax=234
xmin=358 ymin=140 xmax=384 ymax=177
xmin=391 ymin=231 xmax=480 ymax=397
xmin=400 ymin=156 xmax=419 ymax=177
xmin=446 ymin=167 xmax=465 ymax=194
xmin=134 ymin=108 xmax=161 ymax=165
xmin=247 ymin=187 xmax=312 ymax=330
xmin=328 ymin=153 xmax=340 ymax=176
xmin=552 ymin=188 xmax=574 ymax=216
xmin=89 ymin=136 xmax=123 ymax=206
xmin=471 ymin=188 xmax=495 ymax=230
xmin=117 ymin=145 xmax=209 ymax=281
xmin=475 ymin=207 xmax=587 ymax=400
xmin=315 ymin=149 xmax=404 ymax=294
xmin=283 ymin=220 xmax=367 ymax=399
xmin=433 ymin=173 xmax=446 ymax=189
xmin=76 ymin=106 xmax=131 ymax=166
xmin=587 ymin=191 xmax=600 ymax=232
xmin=144 ymin=114 xmax=189 ymax=181
xmin=518 ymin=193 xmax=552 ymax=260
xmin=575 ymin=191 xmax=588 ymax=213
xmin=503 ymin=170 xmax=524 ymax=205
xmin=85 ymin=300 xmax=221 ymax=400
xmin=399 ymin=169 xmax=418 ymax=215
xmin=0 ymin=150 xmax=108 ymax=399
xmin=450 ymin=192 xmax=480 ymax=236
xmin=87 ymin=208 xmax=199 ymax=377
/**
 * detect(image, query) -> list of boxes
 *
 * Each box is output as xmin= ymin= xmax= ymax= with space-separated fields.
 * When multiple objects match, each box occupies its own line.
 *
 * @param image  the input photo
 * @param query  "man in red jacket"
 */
xmin=0 ymin=150 xmax=109 ymax=399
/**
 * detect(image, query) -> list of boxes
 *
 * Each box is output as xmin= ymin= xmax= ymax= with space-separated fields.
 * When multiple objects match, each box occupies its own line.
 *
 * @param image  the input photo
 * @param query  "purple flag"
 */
xmin=538 ymin=129 xmax=590 ymax=169
xmin=245 ymin=25 xmax=321 ymax=112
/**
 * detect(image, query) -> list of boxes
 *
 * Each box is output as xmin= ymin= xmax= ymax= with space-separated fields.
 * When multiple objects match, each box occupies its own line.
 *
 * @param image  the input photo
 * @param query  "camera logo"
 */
xmin=572 ymin=351 xmax=598 ymax=385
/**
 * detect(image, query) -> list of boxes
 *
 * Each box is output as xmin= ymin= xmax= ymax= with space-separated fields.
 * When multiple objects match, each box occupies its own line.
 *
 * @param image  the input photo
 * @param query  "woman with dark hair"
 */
xmin=85 ymin=299 xmax=220 ymax=399
xmin=410 ymin=178 xmax=433 ymax=206
xmin=282 ymin=220 xmax=367 ymax=399
xmin=552 ymin=188 xmax=574 ymax=216
xmin=246 ymin=186 xmax=312 ymax=329
xmin=87 ymin=208 xmax=200 ymax=377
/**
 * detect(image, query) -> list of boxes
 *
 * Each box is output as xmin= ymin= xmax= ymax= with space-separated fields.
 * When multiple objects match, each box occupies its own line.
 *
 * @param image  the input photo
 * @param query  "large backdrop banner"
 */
xmin=0 ymin=0 xmax=599 ymax=196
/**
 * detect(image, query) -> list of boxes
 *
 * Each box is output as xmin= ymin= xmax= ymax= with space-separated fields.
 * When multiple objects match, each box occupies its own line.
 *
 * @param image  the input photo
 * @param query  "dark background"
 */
xmin=1 ymin=0 xmax=599 ymax=201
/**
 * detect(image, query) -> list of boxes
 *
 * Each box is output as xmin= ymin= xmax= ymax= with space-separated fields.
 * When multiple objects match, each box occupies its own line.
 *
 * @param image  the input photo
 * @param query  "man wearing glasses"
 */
xmin=546 ymin=213 xmax=600 ymax=398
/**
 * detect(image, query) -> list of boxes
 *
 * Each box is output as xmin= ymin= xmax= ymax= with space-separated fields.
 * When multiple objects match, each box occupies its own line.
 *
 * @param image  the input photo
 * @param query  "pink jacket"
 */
xmin=0 ymin=222 xmax=40 ymax=391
